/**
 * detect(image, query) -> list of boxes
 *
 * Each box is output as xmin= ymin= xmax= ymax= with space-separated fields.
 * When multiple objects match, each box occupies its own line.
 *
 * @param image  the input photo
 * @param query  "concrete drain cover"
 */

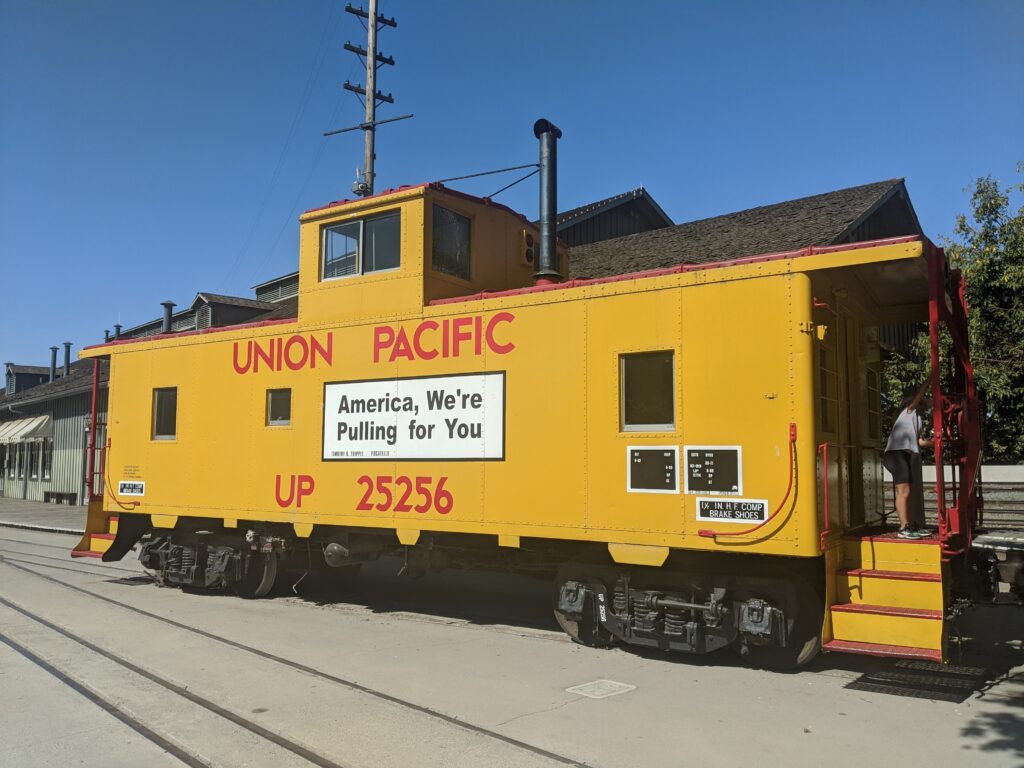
xmin=565 ymin=679 xmax=636 ymax=699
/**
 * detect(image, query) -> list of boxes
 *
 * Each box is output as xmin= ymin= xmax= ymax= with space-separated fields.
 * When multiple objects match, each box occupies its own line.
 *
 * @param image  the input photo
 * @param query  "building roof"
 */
xmin=192 ymin=293 xmax=277 ymax=311
xmin=117 ymin=292 xmax=277 ymax=337
xmin=0 ymin=359 xmax=109 ymax=411
xmin=556 ymin=187 xmax=673 ymax=229
xmin=249 ymin=295 xmax=299 ymax=323
xmin=5 ymin=364 xmax=54 ymax=377
xmin=569 ymin=179 xmax=916 ymax=279
xmin=252 ymin=271 xmax=299 ymax=291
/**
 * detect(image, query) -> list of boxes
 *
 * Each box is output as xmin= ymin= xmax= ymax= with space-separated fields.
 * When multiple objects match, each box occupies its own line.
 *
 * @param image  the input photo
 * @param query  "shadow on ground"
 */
xmin=271 ymin=558 xmax=1024 ymax=699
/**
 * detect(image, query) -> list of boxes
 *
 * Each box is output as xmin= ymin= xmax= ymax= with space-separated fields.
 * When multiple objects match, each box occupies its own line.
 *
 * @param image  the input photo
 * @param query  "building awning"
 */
xmin=0 ymin=415 xmax=53 ymax=443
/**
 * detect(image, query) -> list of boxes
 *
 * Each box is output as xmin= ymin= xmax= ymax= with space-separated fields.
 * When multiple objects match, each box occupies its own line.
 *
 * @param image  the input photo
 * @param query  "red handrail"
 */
xmin=818 ymin=441 xmax=832 ymax=551
xmin=85 ymin=358 xmax=99 ymax=501
xmin=698 ymin=423 xmax=797 ymax=540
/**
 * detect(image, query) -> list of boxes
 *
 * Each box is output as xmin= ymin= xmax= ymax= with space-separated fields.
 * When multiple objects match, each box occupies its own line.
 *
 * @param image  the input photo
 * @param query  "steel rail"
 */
xmin=0 ymin=557 xmax=590 ymax=768
xmin=0 ymin=594 xmax=351 ymax=768
xmin=0 ymin=630 xmax=212 ymax=768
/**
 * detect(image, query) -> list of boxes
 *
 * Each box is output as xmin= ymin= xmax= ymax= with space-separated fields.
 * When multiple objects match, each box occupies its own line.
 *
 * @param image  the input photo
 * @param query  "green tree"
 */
xmin=882 ymin=169 xmax=1024 ymax=464
xmin=946 ymin=169 xmax=1024 ymax=463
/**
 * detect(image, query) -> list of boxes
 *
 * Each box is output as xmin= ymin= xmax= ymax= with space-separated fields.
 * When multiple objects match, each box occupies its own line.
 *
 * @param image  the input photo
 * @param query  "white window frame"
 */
xmin=321 ymin=210 xmax=401 ymax=282
xmin=619 ymin=350 xmax=676 ymax=432
xmin=152 ymin=387 xmax=178 ymax=441
xmin=266 ymin=388 xmax=292 ymax=427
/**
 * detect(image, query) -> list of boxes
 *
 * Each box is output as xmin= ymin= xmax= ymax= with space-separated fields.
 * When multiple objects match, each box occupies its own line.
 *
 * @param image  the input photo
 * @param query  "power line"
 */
xmin=214 ymin=3 xmax=341 ymax=291
xmin=435 ymin=163 xmax=538 ymax=184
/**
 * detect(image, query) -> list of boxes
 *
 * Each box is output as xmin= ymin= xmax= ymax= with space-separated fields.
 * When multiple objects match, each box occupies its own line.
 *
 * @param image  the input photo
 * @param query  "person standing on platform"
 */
xmin=883 ymin=377 xmax=934 ymax=539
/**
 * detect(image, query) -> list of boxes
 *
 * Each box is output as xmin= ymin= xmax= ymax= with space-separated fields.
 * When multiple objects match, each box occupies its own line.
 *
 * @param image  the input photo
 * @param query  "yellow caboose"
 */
xmin=75 ymin=122 xmax=986 ymax=668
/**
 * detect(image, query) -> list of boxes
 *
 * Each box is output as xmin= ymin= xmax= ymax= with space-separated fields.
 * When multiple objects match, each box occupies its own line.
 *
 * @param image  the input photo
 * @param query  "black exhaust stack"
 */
xmin=533 ymin=118 xmax=562 ymax=285
xmin=49 ymin=346 xmax=58 ymax=382
xmin=63 ymin=342 xmax=71 ymax=377
xmin=161 ymin=301 xmax=176 ymax=333
xmin=113 ymin=323 xmax=122 ymax=340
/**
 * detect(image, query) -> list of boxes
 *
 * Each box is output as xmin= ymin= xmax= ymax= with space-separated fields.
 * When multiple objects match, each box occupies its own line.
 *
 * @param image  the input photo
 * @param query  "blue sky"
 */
xmin=1 ymin=0 xmax=1022 ymax=364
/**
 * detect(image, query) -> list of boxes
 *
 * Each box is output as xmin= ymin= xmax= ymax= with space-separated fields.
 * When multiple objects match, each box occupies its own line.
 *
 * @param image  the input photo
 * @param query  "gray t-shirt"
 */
xmin=885 ymin=408 xmax=923 ymax=453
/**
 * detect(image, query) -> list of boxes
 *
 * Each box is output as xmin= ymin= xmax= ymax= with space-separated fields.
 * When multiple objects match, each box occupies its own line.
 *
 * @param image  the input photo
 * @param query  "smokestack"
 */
xmin=161 ymin=301 xmax=176 ymax=333
xmin=533 ymin=118 xmax=562 ymax=285
xmin=113 ymin=323 xmax=122 ymax=340
xmin=63 ymin=342 xmax=71 ymax=377
xmin=104 ymin=330 xmax=111 ymax=343
xmin=49 ymin=346 xmax=58 ymax=383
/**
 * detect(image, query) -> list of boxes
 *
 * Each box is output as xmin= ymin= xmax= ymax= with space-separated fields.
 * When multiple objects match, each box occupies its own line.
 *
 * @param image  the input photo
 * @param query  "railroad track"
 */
xmin=0 ymin=534 xmax=588 ymax=768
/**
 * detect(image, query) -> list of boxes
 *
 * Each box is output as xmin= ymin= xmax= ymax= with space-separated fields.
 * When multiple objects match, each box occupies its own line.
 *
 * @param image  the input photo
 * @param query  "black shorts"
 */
xmin=883 ymin=450 xmax=913 ymax=484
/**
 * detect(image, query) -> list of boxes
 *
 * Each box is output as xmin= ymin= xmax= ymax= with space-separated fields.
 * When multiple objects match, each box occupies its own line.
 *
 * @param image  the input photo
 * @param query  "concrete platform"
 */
xmin=0 ymin=497 xmax=86 ymax=535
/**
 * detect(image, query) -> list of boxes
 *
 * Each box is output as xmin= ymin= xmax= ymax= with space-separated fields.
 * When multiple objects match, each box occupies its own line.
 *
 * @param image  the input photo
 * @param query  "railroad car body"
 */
xmin=75 ymin=144 xmax=1012 ymax=667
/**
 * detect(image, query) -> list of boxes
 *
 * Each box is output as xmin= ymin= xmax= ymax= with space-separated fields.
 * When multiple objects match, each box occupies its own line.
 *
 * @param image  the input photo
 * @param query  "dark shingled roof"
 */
xmin=5 ymin=364 xmax=54 ymax=376
xmin=250 ymin=295 xmax=299 ymax=323
xmin=0 ymin=359 xmax=109 ymax=410
xmin=555 ymin=187 xmax=673 ymax=228
xmin=569 ymin=179 xmax=909 ymax=279
xmin=193 ymin=293 xmax=277 ymax=311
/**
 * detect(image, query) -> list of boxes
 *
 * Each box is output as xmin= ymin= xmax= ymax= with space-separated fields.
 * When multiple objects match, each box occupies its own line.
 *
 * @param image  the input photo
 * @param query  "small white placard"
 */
xmin=323 ymin=372 xmax=505 ymax=461
xmin=695 ymin=497 xmax=769 ymax=524
xmin=118 ymin=481 xmax=145 ymax=497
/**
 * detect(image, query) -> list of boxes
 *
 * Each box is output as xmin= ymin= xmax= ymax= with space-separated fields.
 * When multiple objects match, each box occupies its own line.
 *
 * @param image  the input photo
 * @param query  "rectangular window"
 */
xmin=5 ymin=445 xmax=13 ymax=480
xmin=432 ymin=205 xmax=471 ymax=280
xmin=16 ymin=444 xmax=24 ymax=480
xmin=28 ymin=442 xmax=39 ymax=481
xmin=266 ymin=388 xmax=292 ymax=426
xmin=620 ymin=351 xmax=675 ymax=431
xmin=42 ymin=438 xmax=53 ymax=481
xmin=152 ymin=388 xmax=178 ymax=440
xmin=322 ymin=211 xmax=401 ymax=280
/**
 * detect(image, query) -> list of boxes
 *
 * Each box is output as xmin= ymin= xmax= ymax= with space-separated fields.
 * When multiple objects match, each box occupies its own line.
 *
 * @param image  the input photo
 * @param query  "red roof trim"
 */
xmin=82 ymin=317 xmax=297 ymax=352
xmin=429 ymin=235 xmax=926 ymax=307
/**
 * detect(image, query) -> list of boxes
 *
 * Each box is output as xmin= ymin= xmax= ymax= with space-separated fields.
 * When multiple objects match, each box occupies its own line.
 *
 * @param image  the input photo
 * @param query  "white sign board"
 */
xmin=323 ymin=372 xmax=506 ymax=461
xmin=118 ymin=481 xmax=145 ymax=497
xmin=695 ymin=497 xmax=768 ymax=524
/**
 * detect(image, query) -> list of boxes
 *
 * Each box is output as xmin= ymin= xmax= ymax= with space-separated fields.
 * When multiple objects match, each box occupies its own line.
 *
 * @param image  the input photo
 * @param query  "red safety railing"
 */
xmin=85 ymin=359 xmax=101 ymax=501
xmin=926 ymin=245 xmax=984 ymax=558
xmin=818 ymin=441 xmax=833 ymax=552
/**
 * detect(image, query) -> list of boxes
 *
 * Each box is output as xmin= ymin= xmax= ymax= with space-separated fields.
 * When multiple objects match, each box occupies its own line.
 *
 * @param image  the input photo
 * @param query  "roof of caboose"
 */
xmin=569 ymin=179 xmax=921 ymax=279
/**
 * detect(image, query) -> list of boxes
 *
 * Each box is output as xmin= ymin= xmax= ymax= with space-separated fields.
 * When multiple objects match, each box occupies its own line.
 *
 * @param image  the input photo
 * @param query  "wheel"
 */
xmin=234 ymin=551 xmax=278 ymax=599
xmin=552 ymin=568 xmax=616 ymax=648
xmin=733 ymin=575 xmax=822 ymax=670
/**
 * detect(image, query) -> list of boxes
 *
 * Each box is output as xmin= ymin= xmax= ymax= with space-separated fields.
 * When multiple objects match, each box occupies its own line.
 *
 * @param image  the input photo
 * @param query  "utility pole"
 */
xmin=327 ymin=1 xmax=410 ymax=197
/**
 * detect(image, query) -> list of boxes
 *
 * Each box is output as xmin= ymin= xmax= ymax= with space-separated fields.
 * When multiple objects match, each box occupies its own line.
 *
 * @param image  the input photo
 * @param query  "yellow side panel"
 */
xmin=95 ymin=254 xmax=841 ymax=559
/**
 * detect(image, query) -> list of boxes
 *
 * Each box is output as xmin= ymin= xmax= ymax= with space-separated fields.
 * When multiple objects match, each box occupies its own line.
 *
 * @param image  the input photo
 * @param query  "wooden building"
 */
xmin=0 ymin=359 xmax=109 ymax=504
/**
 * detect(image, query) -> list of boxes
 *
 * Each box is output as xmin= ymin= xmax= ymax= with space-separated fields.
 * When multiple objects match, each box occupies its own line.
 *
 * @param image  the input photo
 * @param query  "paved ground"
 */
xmin=0 ymin=497 xmax=87 ymax=533
xmin=0 ymin=516 xmax=1022 ymax=767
